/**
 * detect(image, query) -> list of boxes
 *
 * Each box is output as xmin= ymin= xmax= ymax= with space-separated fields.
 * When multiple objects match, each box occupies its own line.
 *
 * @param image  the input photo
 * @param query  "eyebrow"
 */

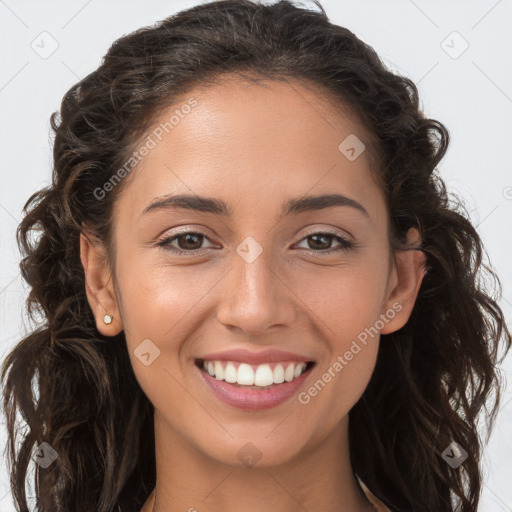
xmin=141 ymin=193 xmax=369 ymax=219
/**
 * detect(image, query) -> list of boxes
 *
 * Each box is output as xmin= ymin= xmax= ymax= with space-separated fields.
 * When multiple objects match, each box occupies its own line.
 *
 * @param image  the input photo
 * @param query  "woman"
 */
xmin=2 ymin=1 xmax=510 ymax=511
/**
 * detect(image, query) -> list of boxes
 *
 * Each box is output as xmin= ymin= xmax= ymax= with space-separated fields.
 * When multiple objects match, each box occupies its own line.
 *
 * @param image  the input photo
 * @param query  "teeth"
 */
xmin=237 ymin=363 xmax=254 ymax=385
xmin=293 ymin=364 xmax=304 ymax=379
xmin=284 ymin=363 xmax=295 ymax=382
xmin=201 ymin=360 xmax=309 ymax=386
xmin=254 ymin=364 xmax=274 ymax=386
xmin=273 ymin=364 xmax=285 ymax=384
xmin=224 ymin=362 xmax=237 ymax=383
xmin=214 ymin=361 xmax=224 ymax=381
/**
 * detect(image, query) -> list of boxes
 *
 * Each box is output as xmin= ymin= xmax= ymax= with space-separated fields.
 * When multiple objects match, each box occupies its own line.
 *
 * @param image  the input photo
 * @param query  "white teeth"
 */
xmin=254 ymin=364 xmax=274 ymax=386
xmin=224 ymin=362 xmax=237 ymax=383
xmin=237 ymin=363 xmax=254 ymax=385
xmin=200 ymin=360 xmax=310 ymax=386
xmin=294 ymin=362 xmax=306 ymax=379
xmin=273 ymin=364 xmax=285 ymax=384
xmin=284 ymin=363 xmax=295 ymax=382
xmin=214 ymin=361 xmax=224 ymax=381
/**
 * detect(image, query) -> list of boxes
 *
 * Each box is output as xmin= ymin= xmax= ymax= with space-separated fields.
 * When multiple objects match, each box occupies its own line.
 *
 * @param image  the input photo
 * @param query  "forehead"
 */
xmin=114 ymin=76 xmax=385 ymax=223
xmin=161 ymin=76 xmax=371 ymax=161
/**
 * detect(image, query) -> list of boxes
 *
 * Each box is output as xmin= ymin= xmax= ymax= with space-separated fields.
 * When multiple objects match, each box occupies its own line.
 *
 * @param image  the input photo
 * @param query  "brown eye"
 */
xmin=175 ymin=233 xmax=204 ymax=250
xmin=307 ymin=233 xmax=334 ymax=250
xmin=156 ymin=231 xmax=215 ymax=254
xmin=296 ymin=232 xmax=354 ymax=253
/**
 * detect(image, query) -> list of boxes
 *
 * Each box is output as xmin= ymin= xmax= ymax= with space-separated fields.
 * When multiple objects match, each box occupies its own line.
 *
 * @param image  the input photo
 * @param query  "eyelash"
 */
xmin=156 ymin=229 xmax=354 ymax=256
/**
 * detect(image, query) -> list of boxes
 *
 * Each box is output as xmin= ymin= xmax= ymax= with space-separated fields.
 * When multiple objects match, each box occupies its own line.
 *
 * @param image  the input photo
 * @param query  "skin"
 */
xmin=80 ymin=76 xmax=426 ymax=512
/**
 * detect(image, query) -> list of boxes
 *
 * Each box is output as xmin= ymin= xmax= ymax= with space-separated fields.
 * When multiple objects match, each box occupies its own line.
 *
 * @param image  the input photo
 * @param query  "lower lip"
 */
xmin=196 ymin=363 xmax=315 ymax=411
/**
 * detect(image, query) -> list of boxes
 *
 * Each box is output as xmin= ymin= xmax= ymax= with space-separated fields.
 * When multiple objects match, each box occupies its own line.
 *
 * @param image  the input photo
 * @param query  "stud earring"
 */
xmin=103 ymin=314 xmax=113 ymax=325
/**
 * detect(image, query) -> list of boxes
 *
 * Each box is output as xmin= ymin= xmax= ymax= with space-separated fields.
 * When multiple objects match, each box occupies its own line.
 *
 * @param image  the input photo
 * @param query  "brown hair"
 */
xmin=2 ymin=1 xmax=510 ymax=511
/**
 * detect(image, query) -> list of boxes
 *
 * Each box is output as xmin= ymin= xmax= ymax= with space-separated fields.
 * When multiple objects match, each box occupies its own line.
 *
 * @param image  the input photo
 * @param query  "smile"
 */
xmin=196 ymin=359 xmax=315 ymax=388
xmin=195 ymin=358 xmax=316 ymax=410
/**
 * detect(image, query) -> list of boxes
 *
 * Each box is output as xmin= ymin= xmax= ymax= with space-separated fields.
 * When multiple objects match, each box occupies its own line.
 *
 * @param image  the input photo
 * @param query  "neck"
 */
xmin=141 ymin=412 xmax=376 ymax=512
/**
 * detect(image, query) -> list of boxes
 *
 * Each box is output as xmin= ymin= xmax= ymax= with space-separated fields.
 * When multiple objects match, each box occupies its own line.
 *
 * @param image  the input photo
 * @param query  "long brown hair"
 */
xmin=2 ymin=1 xmax=510 ymax=511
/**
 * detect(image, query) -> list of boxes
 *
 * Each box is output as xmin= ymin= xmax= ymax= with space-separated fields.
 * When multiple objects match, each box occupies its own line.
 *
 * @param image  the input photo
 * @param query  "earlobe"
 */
xmin=79 ymin=230 xmax=123 ymax=336
xmin=380 ymin=228 xmax=427 ymax=335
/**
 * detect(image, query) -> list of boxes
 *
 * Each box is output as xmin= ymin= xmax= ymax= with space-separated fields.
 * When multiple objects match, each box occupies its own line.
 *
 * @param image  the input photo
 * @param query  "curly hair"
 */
xmin=2 ymin=1 xmax=510 ymax=511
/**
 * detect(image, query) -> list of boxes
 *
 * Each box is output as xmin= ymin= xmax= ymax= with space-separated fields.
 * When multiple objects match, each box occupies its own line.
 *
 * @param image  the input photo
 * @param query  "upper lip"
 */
xmin=197 ymin=348 xmax=314 ymax=365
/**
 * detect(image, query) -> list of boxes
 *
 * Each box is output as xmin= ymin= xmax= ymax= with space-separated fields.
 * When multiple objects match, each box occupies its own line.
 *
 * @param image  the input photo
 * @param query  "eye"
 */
xmin=156 ymin=231 xmax=216 ymax=255
xmin=295 ymin=231 xmax=354 ymax=254
xmin=156 ymin=229 xmax=354 ymax=256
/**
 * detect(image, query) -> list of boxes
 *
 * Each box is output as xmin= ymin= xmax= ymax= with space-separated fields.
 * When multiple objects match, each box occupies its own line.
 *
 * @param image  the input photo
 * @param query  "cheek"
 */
xmin=294 ymin=308 xmax=381 ymax=442
xmin=115 ymin=254 xmax=214 ymax=342
xmin=290 ymin=257 xmax=386 ymax=409
xmin=271 ymin=263 xmax=384 ymax=401
xmin=114 ymin=256 xmax=230 ymax=398
xmin=296 ymin=258 xmax=389 ymax=344
xmin=290 ymin=327 xmax=380 ymax=449
xmin=329 ymin=337 xmax=380 ymax=401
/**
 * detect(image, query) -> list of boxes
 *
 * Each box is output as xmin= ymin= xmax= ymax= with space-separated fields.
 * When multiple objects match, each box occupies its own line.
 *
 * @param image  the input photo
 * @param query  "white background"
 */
xmin=1 ymin=0 xmax=511 ymax=510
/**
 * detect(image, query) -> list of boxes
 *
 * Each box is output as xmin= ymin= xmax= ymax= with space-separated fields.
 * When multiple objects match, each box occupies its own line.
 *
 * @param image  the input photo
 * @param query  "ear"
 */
xmin=380 ymin=227 xmax=427 ymax=335
xmin=80 ymin=228 xmax=123 ymax=336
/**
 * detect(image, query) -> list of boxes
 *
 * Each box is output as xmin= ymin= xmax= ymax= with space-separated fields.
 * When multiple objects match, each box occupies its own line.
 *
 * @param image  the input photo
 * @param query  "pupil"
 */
xmin=180 ymin=233 xmax=202 ymax=250
xmin=309 ymin=234 xmax=331 ymax=250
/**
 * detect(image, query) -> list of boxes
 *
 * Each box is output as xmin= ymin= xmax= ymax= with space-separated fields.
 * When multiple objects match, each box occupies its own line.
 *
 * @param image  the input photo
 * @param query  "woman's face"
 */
xmin=83 ymin=77 xmax=424 ymax=467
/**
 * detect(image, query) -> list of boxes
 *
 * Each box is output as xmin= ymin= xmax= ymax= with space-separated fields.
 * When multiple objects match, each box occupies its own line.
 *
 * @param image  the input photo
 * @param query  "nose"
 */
xmin=216 ymin=246 xmax=298 ymax=336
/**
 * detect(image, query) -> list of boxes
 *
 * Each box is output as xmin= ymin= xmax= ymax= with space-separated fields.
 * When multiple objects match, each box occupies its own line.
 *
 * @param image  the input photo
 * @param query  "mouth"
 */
xmin=194 ymin=358 xmax=316 ymax=410
xmin=195 ymin=359 xmax=316 ymax=388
